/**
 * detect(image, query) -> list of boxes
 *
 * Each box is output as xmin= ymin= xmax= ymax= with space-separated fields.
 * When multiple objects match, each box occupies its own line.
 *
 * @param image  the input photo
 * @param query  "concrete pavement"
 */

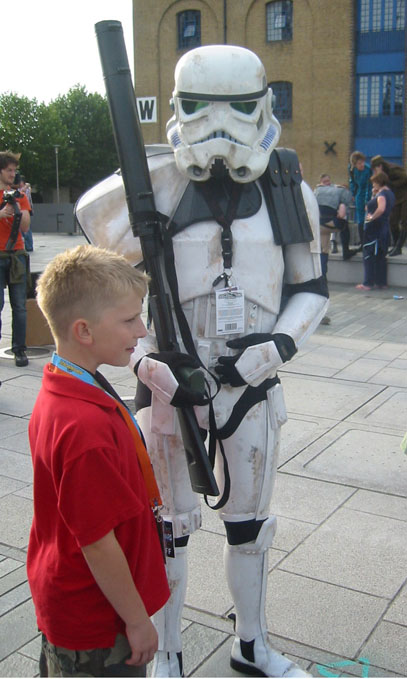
xmin=0 ymin=233 xmax=406 ymax=677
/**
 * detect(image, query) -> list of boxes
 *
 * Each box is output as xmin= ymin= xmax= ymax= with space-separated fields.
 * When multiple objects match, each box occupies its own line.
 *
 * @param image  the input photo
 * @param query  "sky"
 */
xmin=2 ymin=0 xmax=134 ymax=103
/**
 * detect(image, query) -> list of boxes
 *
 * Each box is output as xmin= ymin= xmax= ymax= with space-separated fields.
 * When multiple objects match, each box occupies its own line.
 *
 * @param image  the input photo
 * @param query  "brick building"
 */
xmin=132 ymin=0 xmax=406 ymax=188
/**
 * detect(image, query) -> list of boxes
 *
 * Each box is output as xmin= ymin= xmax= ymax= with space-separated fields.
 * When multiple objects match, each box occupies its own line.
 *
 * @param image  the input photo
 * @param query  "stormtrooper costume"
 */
xmin=76 ymin=45 xmax=328 ymax=678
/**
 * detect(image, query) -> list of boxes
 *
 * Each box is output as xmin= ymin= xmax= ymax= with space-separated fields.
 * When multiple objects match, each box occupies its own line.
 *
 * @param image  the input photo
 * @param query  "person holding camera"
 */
xmin=0 ymin=150 xmax=31 ymax=367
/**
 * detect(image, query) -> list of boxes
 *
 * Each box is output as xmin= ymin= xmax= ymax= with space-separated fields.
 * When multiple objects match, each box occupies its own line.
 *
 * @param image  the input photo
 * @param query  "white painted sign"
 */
xmin=137 ymin=97 xmax=157 ymax=123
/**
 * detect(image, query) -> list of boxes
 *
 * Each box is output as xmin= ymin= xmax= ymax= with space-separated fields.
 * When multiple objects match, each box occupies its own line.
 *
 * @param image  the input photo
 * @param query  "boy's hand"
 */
xmin=125 ymin=617 xmax=158 ymax=666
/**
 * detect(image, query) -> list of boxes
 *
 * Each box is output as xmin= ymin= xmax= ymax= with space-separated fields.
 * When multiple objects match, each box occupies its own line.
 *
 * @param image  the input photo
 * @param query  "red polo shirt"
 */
xmin=27 ymin=365 xmax=169 ymax=650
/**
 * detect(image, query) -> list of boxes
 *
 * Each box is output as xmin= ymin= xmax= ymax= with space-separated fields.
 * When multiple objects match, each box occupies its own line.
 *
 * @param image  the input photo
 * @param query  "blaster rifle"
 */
xmin=95 ymin=19 xmax=219 ymax=496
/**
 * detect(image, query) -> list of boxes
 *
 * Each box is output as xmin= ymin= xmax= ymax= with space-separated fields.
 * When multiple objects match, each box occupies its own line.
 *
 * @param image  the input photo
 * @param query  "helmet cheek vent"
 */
xmin=260 ymin=125 xmax=278 ymax=151
xmin=170 ymin=130 xmax=182 ymax=148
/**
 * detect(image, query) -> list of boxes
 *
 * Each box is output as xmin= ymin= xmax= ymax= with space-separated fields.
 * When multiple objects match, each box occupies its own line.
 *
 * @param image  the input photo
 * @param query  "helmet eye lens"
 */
xmin=181 ymin=100 xmax=209 ymax=114
xmin=231 ymin=101 xmax=257 ymax=114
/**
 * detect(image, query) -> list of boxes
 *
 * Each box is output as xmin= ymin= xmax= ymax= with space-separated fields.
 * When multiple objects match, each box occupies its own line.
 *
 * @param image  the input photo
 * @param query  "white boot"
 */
xmin=230 ymin=634 xmax=310 ymax=677
xmin=224 ymin=525 xmax=311 ymax=678
xmin=152 ymin=651 xmax=183 ymax=677
xmin=151 ymin=546 xmax=187 ymax=677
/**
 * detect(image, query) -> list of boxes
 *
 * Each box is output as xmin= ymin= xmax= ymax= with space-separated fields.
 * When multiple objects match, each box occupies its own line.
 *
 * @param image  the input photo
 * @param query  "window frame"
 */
xmin=177 ymin=10 xmax=201 ymax=50
xmin=359 ymin=0 xmax=406 ymax=32
xmin=269 ymin=80 xmax=293 ymax=121
xmin=266 ymin=1 xmax=293 ymax=42
xmin=357 ymin=72 xmax=404 ymax=116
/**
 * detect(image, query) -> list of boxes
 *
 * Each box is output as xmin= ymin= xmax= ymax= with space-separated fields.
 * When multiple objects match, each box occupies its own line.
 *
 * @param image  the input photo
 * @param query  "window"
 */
xmin=359 ymin=0 xmax=405 ymax=32
xmin=269 ymin=81 xmax=292 ymax=120
xmin=266 ymin=1 xmax=293 ymax=42
xmin=177 ymin=10 xmax=201 ymax=49
xmin=357 ymin=73 xmax=404 ymax=115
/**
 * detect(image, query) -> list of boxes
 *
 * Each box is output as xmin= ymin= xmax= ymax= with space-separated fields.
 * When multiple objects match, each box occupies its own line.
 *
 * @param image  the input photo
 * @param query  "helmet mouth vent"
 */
xmin=193 ymin=131 xmax=247 ymax=147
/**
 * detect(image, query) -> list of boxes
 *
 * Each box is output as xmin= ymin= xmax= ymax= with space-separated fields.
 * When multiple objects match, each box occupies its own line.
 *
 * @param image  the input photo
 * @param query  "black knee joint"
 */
xmin=224 ymin=518 xmax=265 ymax=545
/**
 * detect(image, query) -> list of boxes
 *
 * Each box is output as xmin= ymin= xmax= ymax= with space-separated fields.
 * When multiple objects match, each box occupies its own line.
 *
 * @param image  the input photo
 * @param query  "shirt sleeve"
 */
xmin=58 ymin=447 xmax=145 ymax=547
xmin=17 ymin=194 xmax=31 ymax=212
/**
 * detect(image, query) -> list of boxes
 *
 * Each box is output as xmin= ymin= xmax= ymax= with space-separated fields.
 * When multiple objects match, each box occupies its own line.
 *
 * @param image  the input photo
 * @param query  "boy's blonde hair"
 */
xmin=37 ymin=244 xmax=148 ymax=340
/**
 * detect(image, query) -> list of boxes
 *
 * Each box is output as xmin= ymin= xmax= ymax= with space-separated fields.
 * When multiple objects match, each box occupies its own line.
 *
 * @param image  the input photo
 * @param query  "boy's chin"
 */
xmin=108 ymin=354 xmax=133 ymax=368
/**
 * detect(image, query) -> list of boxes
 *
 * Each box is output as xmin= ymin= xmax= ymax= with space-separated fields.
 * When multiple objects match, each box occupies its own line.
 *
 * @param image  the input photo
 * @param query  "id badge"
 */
xmin=215 ymin=287 xmax=245 ymax=336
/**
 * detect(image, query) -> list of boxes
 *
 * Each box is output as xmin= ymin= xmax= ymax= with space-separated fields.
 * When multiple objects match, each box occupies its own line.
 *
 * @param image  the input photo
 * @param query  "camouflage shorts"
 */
xmin=39 ymin=633 xmax=146 ymax=677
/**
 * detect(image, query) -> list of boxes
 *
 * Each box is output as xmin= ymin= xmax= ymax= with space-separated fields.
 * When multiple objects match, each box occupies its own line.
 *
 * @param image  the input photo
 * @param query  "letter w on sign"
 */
xmin=137 ymin=97 xmax=157 ymax=123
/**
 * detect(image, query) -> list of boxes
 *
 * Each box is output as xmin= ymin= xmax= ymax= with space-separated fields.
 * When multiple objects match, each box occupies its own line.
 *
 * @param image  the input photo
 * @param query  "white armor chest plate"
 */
xmin=173 ymin=194 xmax=283 ymax=313
xmin=172 ymin=192 xmax=284 ymax=345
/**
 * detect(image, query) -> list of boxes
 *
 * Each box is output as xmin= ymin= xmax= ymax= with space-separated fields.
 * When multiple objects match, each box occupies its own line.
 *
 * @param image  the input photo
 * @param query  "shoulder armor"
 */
xmin=260 ymin=148 xmax=314 ymax=246
xmin=75 ymin=145 xmax=187 ymax=265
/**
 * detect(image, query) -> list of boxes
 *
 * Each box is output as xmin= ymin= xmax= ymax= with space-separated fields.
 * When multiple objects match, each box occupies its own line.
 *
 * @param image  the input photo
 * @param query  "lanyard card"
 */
xmin=215 ymin=287 xmax=245 ymax=336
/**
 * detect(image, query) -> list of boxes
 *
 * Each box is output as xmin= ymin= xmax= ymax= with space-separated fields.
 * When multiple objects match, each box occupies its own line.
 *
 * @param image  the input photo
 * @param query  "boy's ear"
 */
xmin=72 ymin=318 xmax=93 ymax=345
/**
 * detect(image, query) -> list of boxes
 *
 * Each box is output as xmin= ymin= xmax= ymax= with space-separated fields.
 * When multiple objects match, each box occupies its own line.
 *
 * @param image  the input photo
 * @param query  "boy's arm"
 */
xmin=82 ymin=529 xmax=158 ymax=666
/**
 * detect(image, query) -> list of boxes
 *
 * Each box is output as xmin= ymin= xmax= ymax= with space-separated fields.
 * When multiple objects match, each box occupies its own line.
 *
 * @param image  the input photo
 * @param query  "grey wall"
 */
xmin=30 ymin=204 xmax=75 ymax=234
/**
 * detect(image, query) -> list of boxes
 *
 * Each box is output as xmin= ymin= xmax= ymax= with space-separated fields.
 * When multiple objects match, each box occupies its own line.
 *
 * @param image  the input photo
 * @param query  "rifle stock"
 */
xmin=95 ymin=20 xmax=219 ymax=497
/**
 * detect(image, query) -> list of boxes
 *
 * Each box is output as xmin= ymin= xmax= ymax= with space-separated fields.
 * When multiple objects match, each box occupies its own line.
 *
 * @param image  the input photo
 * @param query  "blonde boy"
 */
xmin=27 ymin=245 xmax=169 ymax=677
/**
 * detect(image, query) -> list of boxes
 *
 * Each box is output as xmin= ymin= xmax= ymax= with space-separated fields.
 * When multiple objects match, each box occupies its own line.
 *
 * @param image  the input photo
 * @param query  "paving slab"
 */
xmin=0 ymin=546 xmax=27 ymax=563
xmin=383 ymin=582 xmax=407 ymax=626
xmin=181 ymin=622 xmax=229 ymax=676
xmin=306 ymin=334 xmax=380 ymax=354
xmin=266 ymin=570 xmax=388 ymax=658
xmin=271 ymin=516 xmax=316 ymax=553
xmin=200 ymin=501 xmax=226 ymax=536
xmin=1 ymin=430 xmax=31 ymax=456
xmin=270 ymin=473 xmax=355 ymax=524
xmin=0 ymin=599 xmax=38 ymax=660
xmin=334 ymin=357 xmax=390 ymax=382
xmin=362 ymin=621 xmax=407 ymax=677
xmin=0 ymin=414 xmax=30 ymax=437
xmin=0 ymin=581 xmax=32 ymax=616
xmin=347 ymin=386 xmax=407 ymax=431
xmin=345 ymin=489 xmax=407 ymax=522
xmin=287 ymin=344 xmax=367 ymax=374
xmin=14 ymin=485 xmax=33 ymax=500
xmin=279 ymin=507 xmax=407 ymax=598
xmin=279 ymin=415 xmax=337 ymax=466
xmin=280 ymin=374 xmax=383 ymax=421
xmin=191 ymin=636 xmax=240 ymax=677
xmin=365 ymin=342 xmax=407 ymax=360
xmin=0 ymin=380 xmax=40 ymax=417
xmin=186 ymin=531 xmax=231 ymax=615
xmin=0 ymin=476 xmax=26 ymax=499
xmin=0 ymin=494 xmax=33 ymax=549
xmin=0 ymin=652 xmax=39 ymax=678
xmin=0 ymin=449 xmax=33 ymax=485
xmin=0 ymin=558 xmax=26 ymax=581
xmin=283 ymin=422 xmax=407 ymax=494
xmin=0 ymin=563 xmax=28 ymax=596
xmin=368 ymin=365 xmax=407 ymax=388
xmin=18 ymin=634 xmax=42 ymax=661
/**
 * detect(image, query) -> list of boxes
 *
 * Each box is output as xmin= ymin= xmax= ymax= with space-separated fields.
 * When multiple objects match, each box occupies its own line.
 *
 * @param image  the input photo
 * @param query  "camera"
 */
xmin=2 ymin=189 xmax=22 ymax=204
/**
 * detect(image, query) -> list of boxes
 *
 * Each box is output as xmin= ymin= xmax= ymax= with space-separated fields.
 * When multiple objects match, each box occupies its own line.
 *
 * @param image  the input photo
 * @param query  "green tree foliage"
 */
xmin=50 ymin=85 xmax=118 ymax=196
xmin=0 ymin=86 xmax=118 ymax=198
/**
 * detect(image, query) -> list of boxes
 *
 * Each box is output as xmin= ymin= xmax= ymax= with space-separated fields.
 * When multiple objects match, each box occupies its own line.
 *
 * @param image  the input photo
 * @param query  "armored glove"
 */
xmin=215 ymin=332 xmax=297 ymax=388
xmin=134 ymin=351 xmax=207 ymax=407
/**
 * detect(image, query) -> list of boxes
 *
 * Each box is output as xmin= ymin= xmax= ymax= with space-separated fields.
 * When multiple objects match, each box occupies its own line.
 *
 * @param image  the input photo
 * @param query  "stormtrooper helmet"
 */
xmin=166 ymin=44 xmax=281 ymax=183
